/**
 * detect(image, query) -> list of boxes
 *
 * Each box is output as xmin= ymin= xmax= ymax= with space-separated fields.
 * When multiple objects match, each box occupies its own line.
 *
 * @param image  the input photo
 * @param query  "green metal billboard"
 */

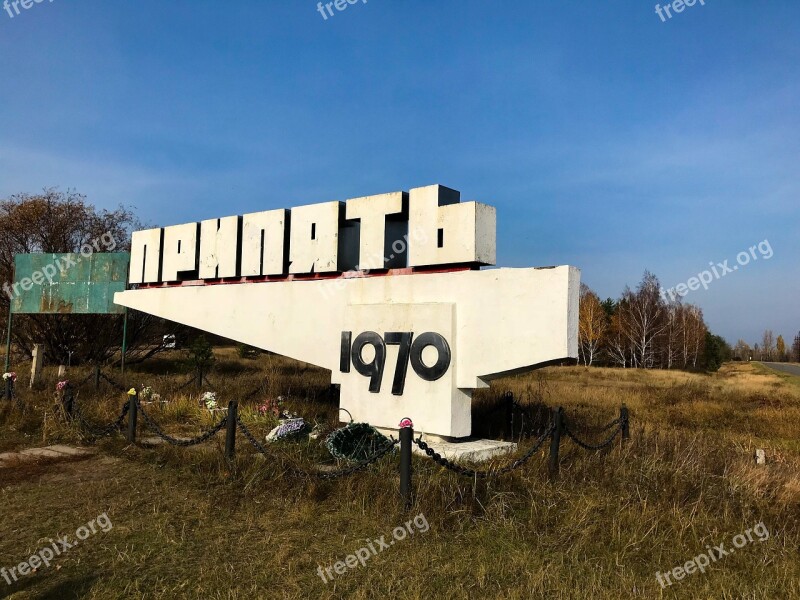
xmin=10 ymin=253 xmax=130 ymax=315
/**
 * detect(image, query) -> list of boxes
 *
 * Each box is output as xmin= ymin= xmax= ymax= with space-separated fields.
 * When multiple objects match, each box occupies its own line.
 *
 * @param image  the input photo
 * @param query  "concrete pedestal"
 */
xmin=376 ymin=427 xmax=516 ymax=463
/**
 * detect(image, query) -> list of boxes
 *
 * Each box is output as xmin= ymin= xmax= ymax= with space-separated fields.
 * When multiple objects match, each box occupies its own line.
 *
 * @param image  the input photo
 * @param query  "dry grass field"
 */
xmin=1 ymin=350 xmax=799 ymax=599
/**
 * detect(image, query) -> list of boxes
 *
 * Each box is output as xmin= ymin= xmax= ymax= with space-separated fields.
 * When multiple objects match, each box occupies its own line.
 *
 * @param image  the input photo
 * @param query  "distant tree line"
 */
xmin=732 ymin=330 xmax=800 ymax=363
xmin=579 ymin=271 xmax=731 ymax=372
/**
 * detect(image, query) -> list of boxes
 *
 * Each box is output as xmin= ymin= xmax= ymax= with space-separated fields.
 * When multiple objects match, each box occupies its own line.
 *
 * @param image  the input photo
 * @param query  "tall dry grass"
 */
xmin=1 ymin=353 xmax=800 ymax=598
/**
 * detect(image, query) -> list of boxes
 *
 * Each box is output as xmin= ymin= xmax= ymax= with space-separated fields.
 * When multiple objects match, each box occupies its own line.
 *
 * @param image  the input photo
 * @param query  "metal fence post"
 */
xmin=196 ymin=367 xmax=203 ymax=390
xmin=93 ymin=365 xmax=100 ymax=390
xmin=63 ymin=385 xmax=75 ymax=420
xmin=399 ymin=418 xmax=413 ymax=509
xmin=548 ymin=406 xmax=563 ymax=479
xmin=621 ymin=405 xmax=630 ymax=442
xmin=4 ymin=379 xmax=11 ymax=401
xmin=504 ymin=391 xmax=514 ymax=439
xmin=225 ymin=401 xmax=238 ymax=460
xmin=127 ymin=391 xmax=138 ymax=443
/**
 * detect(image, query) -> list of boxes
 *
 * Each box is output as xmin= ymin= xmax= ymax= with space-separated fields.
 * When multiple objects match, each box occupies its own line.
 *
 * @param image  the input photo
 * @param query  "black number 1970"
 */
xmin=340 ymin=331 xmax=451 ymax=396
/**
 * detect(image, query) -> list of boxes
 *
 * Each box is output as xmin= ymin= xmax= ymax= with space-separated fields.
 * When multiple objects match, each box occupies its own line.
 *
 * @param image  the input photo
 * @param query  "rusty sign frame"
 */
xmin=10 ymin=253 xmax=130 ymax=315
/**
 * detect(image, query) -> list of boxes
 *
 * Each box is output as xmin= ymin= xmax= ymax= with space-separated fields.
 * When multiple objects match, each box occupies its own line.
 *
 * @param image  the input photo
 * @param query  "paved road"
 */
xmin=762 ymin=362 xmax=800 ymax=377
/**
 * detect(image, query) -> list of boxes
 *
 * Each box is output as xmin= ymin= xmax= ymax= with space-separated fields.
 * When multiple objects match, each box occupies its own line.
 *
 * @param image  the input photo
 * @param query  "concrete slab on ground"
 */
xmin=374 ymin=428 xmax=517 ymax=463
xmin=0 ymin=445 xmax=96 ymax=467
xmin=139 ymin=436 xmax=194 ymax=446
xmin=414 ymin=437 xmax=517 ymax=462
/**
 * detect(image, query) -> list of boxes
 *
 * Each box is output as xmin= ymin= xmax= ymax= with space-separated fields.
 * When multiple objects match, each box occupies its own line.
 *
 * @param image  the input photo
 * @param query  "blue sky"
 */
xmin=0 ymin=0 xmax=797 ymax=345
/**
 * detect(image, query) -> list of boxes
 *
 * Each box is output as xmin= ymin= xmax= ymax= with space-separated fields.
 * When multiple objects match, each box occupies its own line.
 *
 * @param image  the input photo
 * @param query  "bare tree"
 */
xmin=607 ymin=308 xmax=630 ymax=368
xmin=734 ymin=339 xmax=751 ymax=361
xmin=621 ymin=272 xmax=666 ymax=369
xmin=761 ymin=330 xmax=775 ymax=361
xmin=660 ymin=302 xmax=682 ymax=369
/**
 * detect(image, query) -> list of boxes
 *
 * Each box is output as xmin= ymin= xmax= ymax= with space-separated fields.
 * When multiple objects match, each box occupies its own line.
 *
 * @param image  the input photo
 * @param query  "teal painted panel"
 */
xmin=10 ymin=253 xmax=130 ymax=314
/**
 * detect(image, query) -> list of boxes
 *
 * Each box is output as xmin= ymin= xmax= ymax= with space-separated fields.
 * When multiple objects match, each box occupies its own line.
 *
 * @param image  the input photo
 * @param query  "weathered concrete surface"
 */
xmin=374 ymin=427 xmax=517 ymax=463
xmin=0 ymin=445 xmax=95 ymax=467
xmin=116 ymin=266 xmax=579 ymax=438
xmin=413 ymin=437 xmax=517 ymax=463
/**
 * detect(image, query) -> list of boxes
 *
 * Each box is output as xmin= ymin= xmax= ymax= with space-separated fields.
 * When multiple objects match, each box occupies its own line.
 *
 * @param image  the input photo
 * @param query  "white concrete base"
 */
xmin=418 ymin=438 xmax=517 ymax=463
xmin=115 ymin=265 xmax=580 ymax=438
xmin=375 ymin=428 xmax=517 ymax=463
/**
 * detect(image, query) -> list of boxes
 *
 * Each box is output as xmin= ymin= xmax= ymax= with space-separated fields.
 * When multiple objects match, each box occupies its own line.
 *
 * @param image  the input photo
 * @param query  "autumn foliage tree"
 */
xmin=776 ymin=335 xmax=787 ymax=362
xmin=578 ymin=284 xmax=607 ymax=366
xmin=579 ymin=271 xmax=723 ymax=371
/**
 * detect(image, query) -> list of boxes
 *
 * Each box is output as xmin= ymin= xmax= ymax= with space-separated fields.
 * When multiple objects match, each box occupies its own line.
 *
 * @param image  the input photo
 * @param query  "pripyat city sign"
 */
xmin=115 ymin=185 xmax=579 ymax=438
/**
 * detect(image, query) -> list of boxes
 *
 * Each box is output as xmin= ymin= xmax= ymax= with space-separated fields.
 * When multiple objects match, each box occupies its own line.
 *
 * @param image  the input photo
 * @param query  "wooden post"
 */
xmin=120 ymin=308 xmax=128 ymax=376
xmin=29 ymin=344 xmax=44 ymax=389
xmin=225 ymin=401 xmax=238 ymax=460
xmin=4 ymin=378 xmax=11 ymax=401
xmin=196 ymin=367 xmax=203 ymax=390
xmin=93 ymin=365 xmax=101 ymax=389
xmin=63 ymin=384 xmax=75 ymax=420
xmin=127 ymin=391 xmax=138 ymax=443
xmin=399 ymin=419 xmax=413 ymax=509
xmin=621 ymin=405 xmax=630 ymax=441
xmin=548 ymin=407 xmax=563 ymax=479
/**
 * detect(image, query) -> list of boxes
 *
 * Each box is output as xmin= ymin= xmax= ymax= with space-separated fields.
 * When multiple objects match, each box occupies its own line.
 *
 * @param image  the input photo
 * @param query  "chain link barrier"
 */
xmin=135 ymin=396 xmax=228 ymax=446
xmin=99 ymin=371 xmax=128 ymax=393
xmin=413 ymin=422 xmax=556 ymax=479
xmin=74 ymin=400 xmax=130 ymax=437
xmin=235 ymin=414 xmax=398 ymax=480
xmin=49 ymin=371 xmax=631 ymax=489
xmin=484 ymin=393 xmax=552 ymax=439
xmin=562 ymin=420 xmax=624 ymax=451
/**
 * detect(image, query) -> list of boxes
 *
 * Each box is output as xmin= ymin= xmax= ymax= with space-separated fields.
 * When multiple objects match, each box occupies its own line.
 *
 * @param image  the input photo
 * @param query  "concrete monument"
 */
xmin=114 ymin=184 xmax=579 ymax=438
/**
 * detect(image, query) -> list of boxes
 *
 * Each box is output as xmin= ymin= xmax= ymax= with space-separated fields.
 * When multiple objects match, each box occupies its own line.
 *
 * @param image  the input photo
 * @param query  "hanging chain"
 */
xmin=413 ymin=423 xmax=555 ymax=479
xmin=135 ymin=396 xmax=227 ymax=446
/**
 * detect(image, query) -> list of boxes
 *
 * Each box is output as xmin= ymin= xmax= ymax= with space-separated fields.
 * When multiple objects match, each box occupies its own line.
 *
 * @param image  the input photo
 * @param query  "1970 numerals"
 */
xmin=340 ymin=331 xmax=451 ymax=395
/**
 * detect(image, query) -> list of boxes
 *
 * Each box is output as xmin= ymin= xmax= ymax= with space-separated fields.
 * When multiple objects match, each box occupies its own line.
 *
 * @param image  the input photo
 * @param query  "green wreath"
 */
xmin=325 ymin=422 xmax=393 ymax=462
